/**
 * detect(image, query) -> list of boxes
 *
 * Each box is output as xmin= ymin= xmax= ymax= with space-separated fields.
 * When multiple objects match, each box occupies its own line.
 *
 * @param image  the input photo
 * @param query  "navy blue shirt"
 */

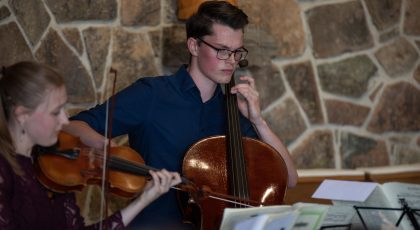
xmin=71 ymin=65 xmax=258 ymax=228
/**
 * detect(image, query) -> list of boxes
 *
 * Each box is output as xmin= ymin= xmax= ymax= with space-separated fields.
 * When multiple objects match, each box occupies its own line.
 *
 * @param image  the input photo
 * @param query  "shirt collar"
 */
xmin=176 ymin=64 xmax=223 ymax=98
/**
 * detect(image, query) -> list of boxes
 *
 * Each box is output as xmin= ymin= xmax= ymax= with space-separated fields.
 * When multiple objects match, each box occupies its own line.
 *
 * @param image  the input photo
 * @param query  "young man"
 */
xmin=64 ymin=1 xmax=297 ymax=228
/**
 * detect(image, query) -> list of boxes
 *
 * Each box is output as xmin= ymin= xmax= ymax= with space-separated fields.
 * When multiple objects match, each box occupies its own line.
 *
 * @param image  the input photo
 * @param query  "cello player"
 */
xmin=64 ymin=1 xmax=298 ymax=229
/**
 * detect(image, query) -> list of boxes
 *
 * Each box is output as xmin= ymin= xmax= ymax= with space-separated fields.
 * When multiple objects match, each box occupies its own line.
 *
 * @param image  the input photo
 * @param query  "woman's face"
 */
xmin=24 ymin=85 xmax=69 ymax=147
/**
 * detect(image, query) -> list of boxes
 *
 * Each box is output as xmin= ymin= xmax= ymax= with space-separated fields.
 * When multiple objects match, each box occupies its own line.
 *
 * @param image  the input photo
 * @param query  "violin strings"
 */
xmin=76 ymin=148 xmax=153 ymax=176
xmin=76 ymin=149 xmax=193 ymax=186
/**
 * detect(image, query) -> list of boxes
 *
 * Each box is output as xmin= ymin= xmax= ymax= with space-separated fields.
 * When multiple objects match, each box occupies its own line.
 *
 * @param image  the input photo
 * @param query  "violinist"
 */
xmin=0 ymin=61 xmax=181 ymax=229
xmin=64 ymin=1 xmax=298 ymax=229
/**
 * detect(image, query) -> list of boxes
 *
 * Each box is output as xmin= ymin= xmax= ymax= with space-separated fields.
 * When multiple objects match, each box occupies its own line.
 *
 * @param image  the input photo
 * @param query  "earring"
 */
xmin=20 ymin=122 xmax=26 ymax=135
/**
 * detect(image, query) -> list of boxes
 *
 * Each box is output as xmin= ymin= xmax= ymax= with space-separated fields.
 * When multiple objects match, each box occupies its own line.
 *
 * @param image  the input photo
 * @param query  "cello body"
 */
xmin=182 ymin=136 xmax=288 ymax=229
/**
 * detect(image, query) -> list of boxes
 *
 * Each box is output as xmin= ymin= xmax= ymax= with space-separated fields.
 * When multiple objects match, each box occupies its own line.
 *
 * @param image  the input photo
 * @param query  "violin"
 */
xmin=35 ymin=131 xmax=214 ymax=200
xmin=35 ymin=131 xmax=152 ymax=198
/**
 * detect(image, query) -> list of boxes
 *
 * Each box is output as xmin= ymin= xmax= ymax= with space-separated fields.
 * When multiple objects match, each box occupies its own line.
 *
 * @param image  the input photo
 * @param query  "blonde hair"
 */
xmin=0 ymin=61 xmax=65 ymax=176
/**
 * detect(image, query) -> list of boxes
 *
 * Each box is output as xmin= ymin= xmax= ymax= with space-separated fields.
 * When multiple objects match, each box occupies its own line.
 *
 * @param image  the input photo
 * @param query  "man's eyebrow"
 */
xmin=215 ymin=42 xmax=245 ymax=51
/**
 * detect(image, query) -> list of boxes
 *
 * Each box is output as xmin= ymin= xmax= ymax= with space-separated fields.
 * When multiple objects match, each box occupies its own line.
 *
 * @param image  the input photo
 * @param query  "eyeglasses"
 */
xmin=196 ymin=37 xmax=248 ymax=61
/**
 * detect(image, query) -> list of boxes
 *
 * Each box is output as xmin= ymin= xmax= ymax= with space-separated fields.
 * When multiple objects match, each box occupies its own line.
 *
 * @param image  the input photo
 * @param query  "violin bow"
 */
xmin=99 ymin=67 xmax=118 ymax=229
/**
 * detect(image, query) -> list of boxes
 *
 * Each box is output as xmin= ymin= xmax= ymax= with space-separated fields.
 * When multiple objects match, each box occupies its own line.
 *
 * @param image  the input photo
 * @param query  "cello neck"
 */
xmin=224 ymin=74 xmax=250 ymax=201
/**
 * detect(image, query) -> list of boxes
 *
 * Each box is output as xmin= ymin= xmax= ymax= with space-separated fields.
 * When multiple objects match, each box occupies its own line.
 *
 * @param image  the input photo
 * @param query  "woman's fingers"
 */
xmin=149 ymin=169 xmax=181 ymax=193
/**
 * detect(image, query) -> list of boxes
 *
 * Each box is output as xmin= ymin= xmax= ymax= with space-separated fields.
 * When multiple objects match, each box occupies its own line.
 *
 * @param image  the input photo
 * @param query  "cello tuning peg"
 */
xmin=238 ymin=59 xmax=248 ymax=68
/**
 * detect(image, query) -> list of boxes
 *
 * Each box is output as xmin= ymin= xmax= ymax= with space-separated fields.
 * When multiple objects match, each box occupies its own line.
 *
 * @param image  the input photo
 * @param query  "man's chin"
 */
xmin=218 ymin=77 xmax=232 ymax=84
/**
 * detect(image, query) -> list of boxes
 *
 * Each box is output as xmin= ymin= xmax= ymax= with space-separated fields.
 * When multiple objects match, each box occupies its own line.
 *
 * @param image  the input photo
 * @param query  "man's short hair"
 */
xmin=186 ymin=1 xmax=249 ymax=39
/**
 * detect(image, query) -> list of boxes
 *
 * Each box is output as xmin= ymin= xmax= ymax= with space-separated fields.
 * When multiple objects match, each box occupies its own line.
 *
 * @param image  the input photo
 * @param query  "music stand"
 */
xmin=354 ymin=198 xmax=420 ymax=230
xmin=320 ymin=223 xmax=351 ymax=229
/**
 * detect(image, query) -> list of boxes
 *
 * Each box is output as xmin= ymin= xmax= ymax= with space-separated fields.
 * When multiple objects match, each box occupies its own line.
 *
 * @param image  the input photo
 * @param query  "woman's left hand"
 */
xmin=141 ymin=169 xmax=182 ymax=202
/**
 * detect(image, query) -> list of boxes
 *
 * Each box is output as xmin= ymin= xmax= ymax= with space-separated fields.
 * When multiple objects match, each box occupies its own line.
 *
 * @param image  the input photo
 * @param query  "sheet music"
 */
xmin=233 ymin=211 xmax=298 ymax=230
xmin=321 ymin=205 xmax=355 ymax=227
xmin=220 ymin=203 xmax=329 ymax=230
xmin=292 ymin=204 xmax=329 ymax=230
xmin=220 ymin=205 xmax=293 ymax=230
xmin=381 ymin=182 xmax=420 ymax=229
xmin=382 ymin=182 xmax=420 ymax=209
xmin=333 ymin=182 xmax=420 ymax=230
xmin=333 ymin=186 xmax=400 ymax=229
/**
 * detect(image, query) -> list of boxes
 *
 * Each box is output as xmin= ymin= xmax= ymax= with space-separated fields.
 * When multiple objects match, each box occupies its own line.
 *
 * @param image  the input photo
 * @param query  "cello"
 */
xmin=181 ymin=60 xmax=289 ymax=229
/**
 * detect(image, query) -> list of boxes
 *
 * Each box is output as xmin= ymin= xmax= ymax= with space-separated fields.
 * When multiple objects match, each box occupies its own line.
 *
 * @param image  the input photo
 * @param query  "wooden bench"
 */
xmin=284 ymin=164 xmax=420 ymax=205
xmin=358 ymin=163 xmax=420 ymax=185
xmin=284 ymin=169 xmax=365 ymax=205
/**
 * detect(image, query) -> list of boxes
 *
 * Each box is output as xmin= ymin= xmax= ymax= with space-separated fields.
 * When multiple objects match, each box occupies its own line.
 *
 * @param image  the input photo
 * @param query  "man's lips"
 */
xmin=222 ymin=69 xmax=234 ymax=75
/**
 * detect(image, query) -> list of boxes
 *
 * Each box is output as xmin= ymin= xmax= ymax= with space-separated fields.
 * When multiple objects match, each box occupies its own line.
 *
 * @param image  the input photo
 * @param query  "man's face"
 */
xmin=192 ymin=23 xmax=245 ymax=85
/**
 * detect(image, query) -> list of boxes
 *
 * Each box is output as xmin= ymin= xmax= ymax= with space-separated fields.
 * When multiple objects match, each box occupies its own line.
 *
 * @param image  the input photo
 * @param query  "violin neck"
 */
xmin=108 ymin=156 xmax=153 ymax=177
xmin=108 ymin=156 xmax=192 ymax=185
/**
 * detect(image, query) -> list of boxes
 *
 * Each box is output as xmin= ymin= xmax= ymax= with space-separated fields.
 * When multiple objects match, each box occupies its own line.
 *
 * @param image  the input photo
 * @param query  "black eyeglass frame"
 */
xmin=195 ymin=37 xmax=248 ymax=61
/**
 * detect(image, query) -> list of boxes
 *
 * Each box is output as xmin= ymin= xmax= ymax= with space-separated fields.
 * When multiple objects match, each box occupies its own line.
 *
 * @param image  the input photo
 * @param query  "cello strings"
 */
xmin=225 ymin=82 xmax=235 ymax=203
xmin=226 ymin=76 xmax=249 ymax=207
xmin=226 ymin=80 xmax=240 ymax=206
xmin=232 ymin=78 xmax=249 ymax=204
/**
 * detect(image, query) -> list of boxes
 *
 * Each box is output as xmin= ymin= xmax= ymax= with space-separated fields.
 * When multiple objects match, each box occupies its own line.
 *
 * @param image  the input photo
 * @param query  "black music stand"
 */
xmin=320 ymin=223 xmax=352 ymax=229
xmin=354 ymin=198 xmax=420 ymax=230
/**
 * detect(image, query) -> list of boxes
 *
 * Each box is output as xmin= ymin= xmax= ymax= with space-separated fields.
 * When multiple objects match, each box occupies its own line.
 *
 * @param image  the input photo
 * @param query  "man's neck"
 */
xmin=187 ymin=67 xmax=218 ymax=103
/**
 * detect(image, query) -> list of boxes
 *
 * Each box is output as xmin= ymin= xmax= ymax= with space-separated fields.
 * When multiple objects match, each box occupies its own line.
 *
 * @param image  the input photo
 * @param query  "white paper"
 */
xmin=221 ymin=203 xmax=329 ymax=230
xmin=220 ymin=205 xmax=292 ymax=230
xmin=233 ymin=211 xmax=298 ymax=230
xmin=292 ymin=204 xmax=330 ymax=230
xmin=312 ymin=179 xmax=378 ymax=202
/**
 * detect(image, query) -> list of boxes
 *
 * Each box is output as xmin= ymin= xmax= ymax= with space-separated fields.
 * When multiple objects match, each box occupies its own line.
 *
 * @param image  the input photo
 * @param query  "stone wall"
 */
xmin=2 ymin=0 xmax=419 ymax=224
xmin=1 ymin=0 xmax=419 ymax=170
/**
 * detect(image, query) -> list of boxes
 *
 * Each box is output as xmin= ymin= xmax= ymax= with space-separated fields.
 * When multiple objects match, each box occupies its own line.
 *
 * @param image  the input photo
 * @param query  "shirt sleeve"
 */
xmin=71 ymin=78 xmax=155 ymax=137
xmin=0 ymin=160 xmax=16 ymax=229
xmin=240 ymin=115 xmax=259 ymax=139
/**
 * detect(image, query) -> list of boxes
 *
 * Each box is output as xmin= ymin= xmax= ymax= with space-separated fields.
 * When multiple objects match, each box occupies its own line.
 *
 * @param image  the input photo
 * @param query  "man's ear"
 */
xmin=187 ymin=37 xmax=199 ymax=57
